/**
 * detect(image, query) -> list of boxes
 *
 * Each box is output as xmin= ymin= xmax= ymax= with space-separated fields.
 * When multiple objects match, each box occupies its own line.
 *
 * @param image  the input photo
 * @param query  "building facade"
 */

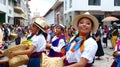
xmin=14 ymin=0 xmax=31 ymax=26
xmin=44 ymin=0 xmax=64 ymax=25
xmin=64 ymin=0 xmax=120 ymax=26
xmin=52 ymin=0 xmax=64 ymax=25
xmin=44 ymin=9 xmax=55 ymax=24
xmin=0 ymin=0 xmax=31 ymax=26
xmin=0 ymin=0 xmax=14 ymax=24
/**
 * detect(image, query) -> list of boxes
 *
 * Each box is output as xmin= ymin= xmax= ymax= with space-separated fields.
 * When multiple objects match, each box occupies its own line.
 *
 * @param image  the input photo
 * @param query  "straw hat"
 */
xmin=55 ymin=24 xmax=65 ymax=31
xmin=34 ymin=18 xmax=48 ymax=32
xmin=59 ymin=24 xmax=65 ymax=29
xmin=73 ymin=12 xmax=99 ymax=33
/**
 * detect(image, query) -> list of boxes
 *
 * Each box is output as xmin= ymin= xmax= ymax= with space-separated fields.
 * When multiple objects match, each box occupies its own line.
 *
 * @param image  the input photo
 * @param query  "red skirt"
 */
xmin=64 ymin=59 xmax=92 ymax=67
xmin=111 ymin=61 xmax=117 ymax=67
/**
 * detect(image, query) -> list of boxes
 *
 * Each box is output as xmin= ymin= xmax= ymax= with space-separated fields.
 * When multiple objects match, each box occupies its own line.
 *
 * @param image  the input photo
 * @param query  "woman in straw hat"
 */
xmin=62 ymin=13 xmax=98 ymax=67
xmin=9 ymin=18 xmax=47 ymax=67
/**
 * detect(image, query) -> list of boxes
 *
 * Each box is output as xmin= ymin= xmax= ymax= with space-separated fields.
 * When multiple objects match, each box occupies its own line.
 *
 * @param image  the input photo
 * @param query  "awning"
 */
xmin=21 ymin=14 xmax=26 ymax=19
xmin=14 ymin=12 xmax=26 ymax=19
xmin=14 ymin=6 xmax=24 ymax=14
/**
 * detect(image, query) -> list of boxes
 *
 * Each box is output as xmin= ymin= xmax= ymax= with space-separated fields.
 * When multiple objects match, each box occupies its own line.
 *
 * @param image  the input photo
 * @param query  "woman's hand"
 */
xmin=9 ymin=51 xmax=16 ymax=59
xmin=0 ymin=49 xmax=3 ymax=54
xmin=46 ymin=43 xmax=51 ymax=49
xmin=61 ymin=56 xmax=66 ymax=60
xmin=0 ymin=49 xmax=3 ymax=57
xmin=64 ymin=66 xmax=70 ymax=67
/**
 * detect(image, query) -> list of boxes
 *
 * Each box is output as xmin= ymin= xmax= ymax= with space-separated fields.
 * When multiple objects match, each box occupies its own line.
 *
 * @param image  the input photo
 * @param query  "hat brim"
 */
xmin=73 ymin=14 xmax=99 ymax=33
xmin=34 ymin=22 xmax=45 ymax=32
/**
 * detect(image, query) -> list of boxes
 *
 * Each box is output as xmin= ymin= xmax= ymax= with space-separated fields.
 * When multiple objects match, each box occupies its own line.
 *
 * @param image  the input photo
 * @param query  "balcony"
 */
xmin=14 ymin=6 xmax=24 ymax=14
xmin=14 ymin=12 xmax=26 ymax=19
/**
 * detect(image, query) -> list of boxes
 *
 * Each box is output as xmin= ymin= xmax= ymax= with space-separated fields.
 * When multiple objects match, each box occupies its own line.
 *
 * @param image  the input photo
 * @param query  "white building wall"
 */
xmin=7 ymin=0 xmax=14 ymax=17
xmin=44 ymin=11 xmax=55 ymax=24
xmin=64 ymin=0 xmax=120 ymax=26
xmin=21 ymin=0 xmax=31 ymax=26
xmin=0 ymin=0 xmax=14 ymax=23
xmin=64 ymin=0 xmax=120 ymax=13
xmin=7 ymin=5 xmax=14 ymax=24
xmin=0 ymin=4 xmax=7 ymax=13
xmin=101 ymin=0 xmax=114 ymax=11
xmin=72 ymin=0 xmax=88 ymax=11
xmin=5 ymin=0 xmax=8 ymax=23
xmin=6 ymin=0 xmax=14 ymax=24
xmin=21 ymin=0 xmax=26 ymax=12
xmin=7 ymin=6 xmax=14 ymax=17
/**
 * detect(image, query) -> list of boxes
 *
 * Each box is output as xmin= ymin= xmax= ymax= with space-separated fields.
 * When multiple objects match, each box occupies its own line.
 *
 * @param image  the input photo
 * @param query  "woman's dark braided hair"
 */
xmin=27 ymin=31 xmax=47 ymax=40
xmin=68 ymin=32 xmax=91 ymax=46
xmin=37 ymin=29 xmax=47 ymax=39
xmin=27 ymin=26 xmax=48 ymax=40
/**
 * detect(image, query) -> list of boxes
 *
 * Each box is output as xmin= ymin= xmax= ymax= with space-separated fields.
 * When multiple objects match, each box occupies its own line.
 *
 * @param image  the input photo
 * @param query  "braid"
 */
xmin=69 ymin=33 xmax=79 ymax=44
xmin=27 ymin=35 xmax=34 ymax=40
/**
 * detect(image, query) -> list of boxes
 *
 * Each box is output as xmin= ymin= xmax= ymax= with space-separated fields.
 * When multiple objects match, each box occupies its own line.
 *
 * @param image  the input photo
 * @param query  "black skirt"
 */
xmin=95 ymin=40 xmax=104 ymax=56
xmin=103 ymin=38 xmax=107 ymax=43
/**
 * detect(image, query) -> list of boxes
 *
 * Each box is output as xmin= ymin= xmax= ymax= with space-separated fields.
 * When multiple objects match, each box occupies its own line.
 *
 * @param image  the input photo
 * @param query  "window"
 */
xmin=3 ymin=0 xmax=6 ymax=5
xmin=9 ymin=9 xmax=12 ymax=14
xmin=69 ymin=0 xmax=72 ymax=8
xmin=88 ymin=0 xmax=100 ymax=5
xmin=8 ymin=0 xmax=13 ymax=6
xmin=114 ymin=0 xmax=120 ymax=6
xmin=56 ymin=13 xmax=60 ymax=24
xmin=69 ymin=16 xmax=72 ymax=25
xmin=8 ymin=0 xmax=10 ymax=5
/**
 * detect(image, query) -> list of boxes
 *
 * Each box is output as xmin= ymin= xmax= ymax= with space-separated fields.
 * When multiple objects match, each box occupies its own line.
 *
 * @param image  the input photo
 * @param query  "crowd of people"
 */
xmin=0 ymin=12 xmax=120 ymax=67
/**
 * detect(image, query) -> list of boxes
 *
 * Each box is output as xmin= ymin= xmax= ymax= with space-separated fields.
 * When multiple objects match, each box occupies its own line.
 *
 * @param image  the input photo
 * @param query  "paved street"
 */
xmin=8 ymin=37 xmax=114 ymax=67
xmin=93 ymin=48 xmax=114 ymax=67
xmin=93 ymin=39 xmax=114 ymax=67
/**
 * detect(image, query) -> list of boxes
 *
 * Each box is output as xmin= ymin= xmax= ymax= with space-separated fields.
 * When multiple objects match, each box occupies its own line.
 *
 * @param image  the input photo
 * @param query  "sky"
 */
xmin=28 ymin=0 xmax=55 ymax=17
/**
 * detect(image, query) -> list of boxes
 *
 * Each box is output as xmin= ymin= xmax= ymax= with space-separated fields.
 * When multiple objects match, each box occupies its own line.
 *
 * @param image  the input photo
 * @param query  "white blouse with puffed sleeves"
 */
xmin=66 ymin=37 xmax=98 ymax=63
